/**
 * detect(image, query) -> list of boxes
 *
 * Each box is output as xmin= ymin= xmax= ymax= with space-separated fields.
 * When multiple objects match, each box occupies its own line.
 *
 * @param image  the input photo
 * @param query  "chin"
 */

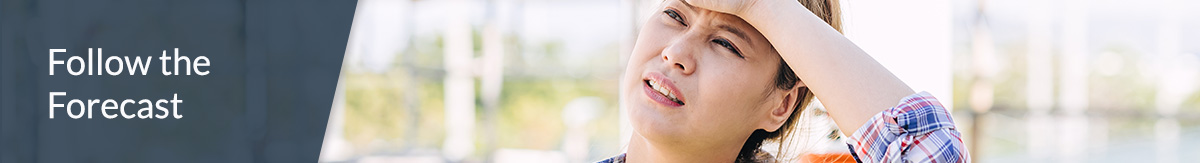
xmin=626 ymin=96 xmax=683 ymax=141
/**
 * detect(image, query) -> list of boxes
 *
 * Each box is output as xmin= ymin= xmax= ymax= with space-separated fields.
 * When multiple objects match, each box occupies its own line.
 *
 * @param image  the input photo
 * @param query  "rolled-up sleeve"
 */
xmin=846 ymin=92 xmax=970 ymax=163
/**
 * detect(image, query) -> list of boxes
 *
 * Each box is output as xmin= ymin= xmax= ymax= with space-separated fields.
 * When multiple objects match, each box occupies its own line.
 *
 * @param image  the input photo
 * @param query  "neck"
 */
xmin=625 ymin=131 xmax=744 ymax=163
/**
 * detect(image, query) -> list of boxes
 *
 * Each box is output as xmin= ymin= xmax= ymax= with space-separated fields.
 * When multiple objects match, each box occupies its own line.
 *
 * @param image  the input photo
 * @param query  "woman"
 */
xmin=602 ymin=0 xmax=969 ymax=162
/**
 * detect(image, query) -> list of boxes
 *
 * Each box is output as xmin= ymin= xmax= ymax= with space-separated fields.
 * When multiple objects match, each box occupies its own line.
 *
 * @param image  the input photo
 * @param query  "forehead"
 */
xmin=662 ymin=0 xmax=753 ymax=28
xmin=661 ymin=0 xmax=774 ymax=53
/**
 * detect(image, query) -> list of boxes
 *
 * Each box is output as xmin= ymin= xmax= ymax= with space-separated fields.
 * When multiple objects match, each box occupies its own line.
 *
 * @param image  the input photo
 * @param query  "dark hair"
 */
xmin=735 ymin=0 xmax=841 ymax=162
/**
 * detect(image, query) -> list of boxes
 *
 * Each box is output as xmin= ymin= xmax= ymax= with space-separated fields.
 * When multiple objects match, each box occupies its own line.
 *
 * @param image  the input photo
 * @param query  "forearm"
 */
xmin=740 ymin=0 xmax=914 ymax=135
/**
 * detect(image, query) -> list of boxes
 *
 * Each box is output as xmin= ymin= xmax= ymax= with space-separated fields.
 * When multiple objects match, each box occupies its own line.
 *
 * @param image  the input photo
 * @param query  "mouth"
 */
xmin=642 ymin=72 xmax=685 ymax=107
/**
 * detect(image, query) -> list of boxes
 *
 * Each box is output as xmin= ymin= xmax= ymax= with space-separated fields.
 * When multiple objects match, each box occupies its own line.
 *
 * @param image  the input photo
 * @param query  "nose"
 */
xmin=661 ymin=36 xmax=698 ymax=75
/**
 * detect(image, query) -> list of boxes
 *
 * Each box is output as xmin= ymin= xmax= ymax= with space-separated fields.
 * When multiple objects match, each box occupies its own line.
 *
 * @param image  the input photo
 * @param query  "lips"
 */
xmin=642 ymin=72 xmax=685 ymax=107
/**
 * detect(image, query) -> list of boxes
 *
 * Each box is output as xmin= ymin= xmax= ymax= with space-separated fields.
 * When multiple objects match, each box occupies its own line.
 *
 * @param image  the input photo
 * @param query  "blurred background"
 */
xmin=319 ymin=0 xmax=1200 ymax=162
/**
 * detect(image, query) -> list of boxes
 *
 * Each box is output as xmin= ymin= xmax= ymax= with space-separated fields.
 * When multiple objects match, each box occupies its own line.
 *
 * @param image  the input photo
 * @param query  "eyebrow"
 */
xmin=718 ymin=24 xmax=750 ymax=43
xmin=671 ymin=0 xmax=751 ymax=44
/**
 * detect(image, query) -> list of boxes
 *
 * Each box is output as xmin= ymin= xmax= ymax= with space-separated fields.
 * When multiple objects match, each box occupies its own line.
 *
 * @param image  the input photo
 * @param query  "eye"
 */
xmin=712 ymin=38 xmax=744 ymax=58
xmin=663 ymin=9 xmax=687 ymax=26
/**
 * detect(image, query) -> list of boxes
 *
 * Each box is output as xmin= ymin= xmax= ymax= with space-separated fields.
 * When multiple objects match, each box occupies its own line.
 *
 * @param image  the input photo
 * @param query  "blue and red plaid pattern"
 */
xmin=846 ymin=91 xmax=970 ymax=163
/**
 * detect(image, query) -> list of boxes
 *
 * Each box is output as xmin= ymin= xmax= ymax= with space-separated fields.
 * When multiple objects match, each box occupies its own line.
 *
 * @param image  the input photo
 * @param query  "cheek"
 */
xmin=623 ymin=27 xmax=665 ymax=88
xmin=630 ymin=22 xmax=680 ymax=61
xmin=621 ymin=27 xmax=674 ymax=88
xmin=687 ymin=62 xmax=774 ymax=129
xmin=698 ymin=59 xmax=772 ymax=105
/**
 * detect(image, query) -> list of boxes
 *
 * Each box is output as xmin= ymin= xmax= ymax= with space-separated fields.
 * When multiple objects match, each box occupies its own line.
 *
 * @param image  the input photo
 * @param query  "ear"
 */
xmin=760 ymin=81 xmax=806 ymax=132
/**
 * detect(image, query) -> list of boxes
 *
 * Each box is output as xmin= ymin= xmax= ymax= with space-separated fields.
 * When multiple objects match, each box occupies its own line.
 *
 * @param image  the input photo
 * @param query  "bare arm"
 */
xmin=687 ymin=0 xmax=915 ymax=135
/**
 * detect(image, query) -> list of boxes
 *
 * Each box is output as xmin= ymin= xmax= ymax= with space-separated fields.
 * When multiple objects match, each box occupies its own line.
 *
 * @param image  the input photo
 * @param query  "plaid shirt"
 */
xmin=846 ymin=92 xmax=969 ymax=163
xmin=598 ymin=92 xmax=968 ymax=163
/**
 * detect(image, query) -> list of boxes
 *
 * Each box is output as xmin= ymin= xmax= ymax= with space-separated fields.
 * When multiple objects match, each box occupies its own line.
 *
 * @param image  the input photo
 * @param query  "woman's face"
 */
xmin=622 ymin=0 xmax=792 ymax=147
